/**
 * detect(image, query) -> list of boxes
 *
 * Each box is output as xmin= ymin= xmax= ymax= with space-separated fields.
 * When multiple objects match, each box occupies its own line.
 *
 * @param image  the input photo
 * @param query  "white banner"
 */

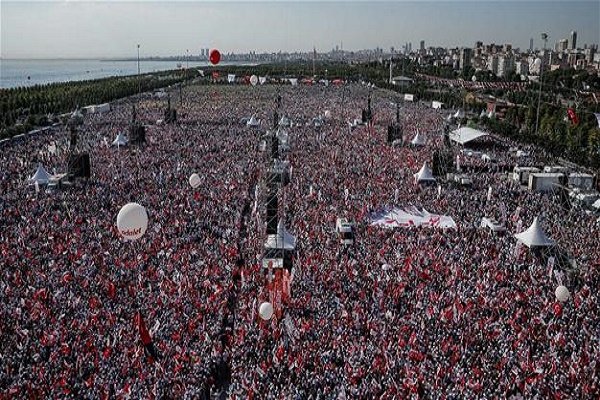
xmin=371 ymin=206 xmax=457 ymax=229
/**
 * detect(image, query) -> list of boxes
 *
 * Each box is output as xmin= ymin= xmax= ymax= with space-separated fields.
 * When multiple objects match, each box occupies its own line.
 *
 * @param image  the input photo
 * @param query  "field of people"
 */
xmin=0 ymin=82 xmax=598 ymax=399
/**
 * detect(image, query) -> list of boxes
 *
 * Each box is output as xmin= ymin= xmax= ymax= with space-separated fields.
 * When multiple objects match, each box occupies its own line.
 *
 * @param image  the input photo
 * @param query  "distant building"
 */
xmin=529 ymin=38 xmax=534 ymax=53
xmin=504 ymin=44 xmax=512 ymax=53
xmin=516 ymin=60 xmax=529 ymax=75
xmin=460 ymin=48 xmax=472 ymax=69
xmin=584 ymin=45 xmax=596 ymax=64
xmin=570 ymin=31 xmax=577 ymax=50
xmin=497 ymin=55 xmax=515 ymax=77
xmin=488 ymin=55 xmax=499 ymax=75
xmin=420 ymin=40 xmax=425 ymax=52
xmin=475 ymin=41 xmax=484 ymax=49
xmin=555 ymin=39 xmax=568 ymax=52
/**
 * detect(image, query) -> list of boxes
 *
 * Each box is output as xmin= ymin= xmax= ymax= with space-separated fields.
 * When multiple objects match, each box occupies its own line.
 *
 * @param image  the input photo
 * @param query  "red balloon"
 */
xmin=209 ymin=49 xmax=221 ymax=65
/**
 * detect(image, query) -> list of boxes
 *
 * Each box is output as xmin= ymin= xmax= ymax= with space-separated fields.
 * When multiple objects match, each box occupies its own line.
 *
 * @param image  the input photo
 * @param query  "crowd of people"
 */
xmin=0 ymin=81 xmax=598 ymax=399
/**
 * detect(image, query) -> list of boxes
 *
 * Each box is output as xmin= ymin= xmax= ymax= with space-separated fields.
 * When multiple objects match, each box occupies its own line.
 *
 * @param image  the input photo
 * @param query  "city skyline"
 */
xmin=1 ymin=1 xmax=599 ymax=59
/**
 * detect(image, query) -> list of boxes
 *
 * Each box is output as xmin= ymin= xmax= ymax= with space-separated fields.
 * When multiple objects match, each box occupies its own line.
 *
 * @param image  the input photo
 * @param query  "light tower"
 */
xmin=534 ymin=33 xmax=548 ymax=137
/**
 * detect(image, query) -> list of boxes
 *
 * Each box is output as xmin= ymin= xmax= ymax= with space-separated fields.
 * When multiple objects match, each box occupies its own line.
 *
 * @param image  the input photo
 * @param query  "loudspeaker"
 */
xmin=164 ymin=109 xmax=177 ymax=124
xmin=130 ymin=124 xmax=146 ymax=144
xmin=68 ymin=153 xmax=91 ymax=178
xmin=387 ymin=124 xmax=402 ymax=144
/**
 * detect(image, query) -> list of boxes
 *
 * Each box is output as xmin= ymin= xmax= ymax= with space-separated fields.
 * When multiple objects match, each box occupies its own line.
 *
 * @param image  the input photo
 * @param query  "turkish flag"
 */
xmin=567 ymin=108 xmax=579 ymax=125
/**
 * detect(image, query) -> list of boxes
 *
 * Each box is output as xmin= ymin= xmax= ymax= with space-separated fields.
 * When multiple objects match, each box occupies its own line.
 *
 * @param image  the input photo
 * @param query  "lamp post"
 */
xmin=534 ymin=33 xmax=548 ymax=137
xmin=137 ymin=44 xmax=141 ymax=95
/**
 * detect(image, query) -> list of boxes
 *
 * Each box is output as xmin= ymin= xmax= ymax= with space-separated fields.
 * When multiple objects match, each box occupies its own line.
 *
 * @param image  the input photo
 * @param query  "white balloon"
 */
xmin=189 ymin=173 xmax=201 ymax=189
xmin=258 ymin=302 xmax=274 ymax=320
xmin=116 ymin=203 xmax=148 ymax=240
xmin=324 ymin=110 xmax=331 ymax=119
xmin=555 ymin=286 xmax=570 ymax=302
xmin=250 ymin=75 xmax=258 ymax=86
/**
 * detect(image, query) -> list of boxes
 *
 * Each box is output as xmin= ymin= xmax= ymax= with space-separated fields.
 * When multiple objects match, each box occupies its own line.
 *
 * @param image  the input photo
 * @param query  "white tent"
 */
xmin=246 ymin=116 xmax=261 ymax=127
xmin=514 ymin=217 xmax=554 ymax=248
xmin=453 ymin=109 xmax=465 ymax=119
xmin=259 ymin=76 xmax=267 ymax=85
xmin=289 ymin=78 xmax=298 ymax=86
xmin=414 ymin=162 xmax=436 ymax=183
xmin=227 ymin=74 xmax=236 ymax=83
xmin=29 ymin=164 xmax=51 ymax=185
xmin=112 ymin=132 xmax=128 ymax=146
xmin=371 ymin=206 xmax=456 ymax=229
xmin=432 ymin=101 xmax=443 ymax=109
xmin=410 ymin=131 xmax=426 ymax=146
xmin=279 ymin=116 xmax=291 ymax=127
xmin=450 ymin=127 xmax=489 ymax=145
xmin=264 ymin=219 xmax=297 ymax=250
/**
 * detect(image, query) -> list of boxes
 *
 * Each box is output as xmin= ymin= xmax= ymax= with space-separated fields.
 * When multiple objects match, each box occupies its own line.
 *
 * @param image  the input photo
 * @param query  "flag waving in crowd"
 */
xmin=135 ymin=311 xmax=160 ymax=363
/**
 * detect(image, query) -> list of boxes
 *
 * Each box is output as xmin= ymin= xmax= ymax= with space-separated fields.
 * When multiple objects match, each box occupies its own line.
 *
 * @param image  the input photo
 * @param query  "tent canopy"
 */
xmin=414 ymin=162 xmax=436 ymax=182
xmin=514 ymin=216 xmax=554 ymax=247
xmin=264 ymin=219 xmax=296 ymax=250
xmin=450 ymin=127 xmax=489 ymax=145
xmin=29 ymin=164 xmax=51 ymax=185
xmin=411 ymin=131 xmax=426 ymax=146
xmin=279 ymin=116 xmax=291 ymax=127
xmin=112 ymin=132 xmax=128 ymax=146
xmin=247 ymin=115 xmax=260 ymax=126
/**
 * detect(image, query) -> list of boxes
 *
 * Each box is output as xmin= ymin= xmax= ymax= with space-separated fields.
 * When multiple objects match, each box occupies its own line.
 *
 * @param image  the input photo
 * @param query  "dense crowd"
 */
xmin=0 ymin=82 xmax=598 ymax=399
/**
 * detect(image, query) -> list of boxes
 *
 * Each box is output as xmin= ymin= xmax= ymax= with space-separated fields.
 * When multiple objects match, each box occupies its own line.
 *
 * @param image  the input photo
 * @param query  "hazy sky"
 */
xmin=1 ymin=1 xmax=598 ymax=59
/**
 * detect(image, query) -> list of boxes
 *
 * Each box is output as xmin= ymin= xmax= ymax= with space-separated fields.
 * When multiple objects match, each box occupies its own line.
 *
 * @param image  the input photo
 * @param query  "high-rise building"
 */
xmin=459 ymin=48 xmax=472 ymax=69
xmin=504 ymin=44 xmax=512 ymax=53
xmin=475 ymin=41 xmax=484 ymax=49
xmin=585 ymin=45 xmax=597 ymax=63
xmin=487 ymin=55 xmax=499 ymax=75
xmin=529 ymin=38 xmax=534 ymax=53
xmin=558 ymin=39 xmax=568 ymax=52
xmin=515 ymin=60 xmax=529 ymax=76
xmin=497 ymin=55 xmax=515 ymax=77
xmin=570 ymin=31 xmax=577 ymax=50
xmin=420 ymin=40 xmax=425 ymax=52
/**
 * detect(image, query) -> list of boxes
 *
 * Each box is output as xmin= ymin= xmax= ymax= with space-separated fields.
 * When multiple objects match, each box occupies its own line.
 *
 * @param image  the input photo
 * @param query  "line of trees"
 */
xmin=0 ymin=69 xmax=200 ymax=140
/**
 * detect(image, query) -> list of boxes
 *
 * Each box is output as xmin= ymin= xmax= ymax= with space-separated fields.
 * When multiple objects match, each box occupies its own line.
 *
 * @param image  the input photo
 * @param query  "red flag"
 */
xmin=135 ymin=312 xmax=152 ymax=345
xmin=567 ymin=108 xmax=579 ymax=125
